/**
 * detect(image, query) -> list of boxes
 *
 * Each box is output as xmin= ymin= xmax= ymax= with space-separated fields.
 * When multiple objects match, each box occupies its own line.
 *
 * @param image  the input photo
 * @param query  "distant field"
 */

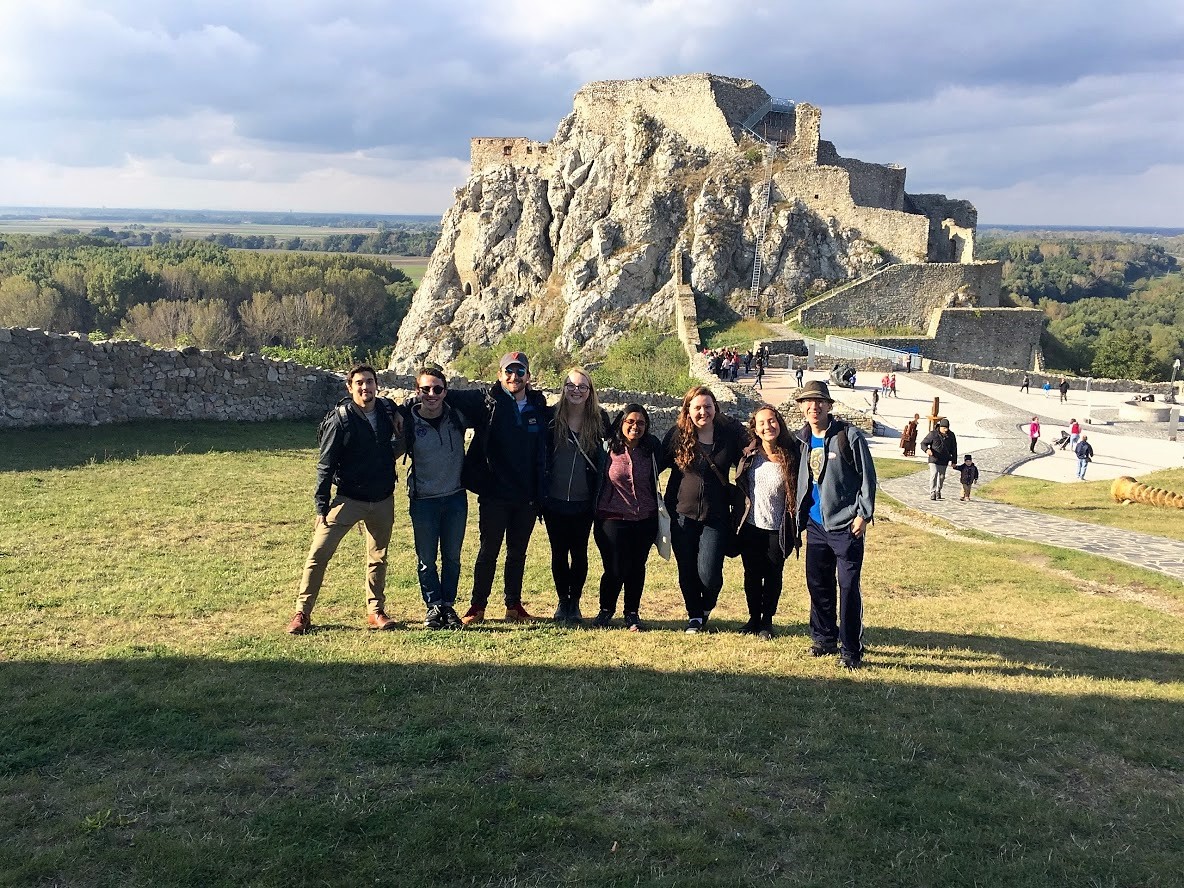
xmin=0 ymin=218 xmax=382 ymax=238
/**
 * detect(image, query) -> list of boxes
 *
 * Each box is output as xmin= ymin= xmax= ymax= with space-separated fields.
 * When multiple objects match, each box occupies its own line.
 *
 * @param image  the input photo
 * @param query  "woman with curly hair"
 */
xmin=591 ymin=404 xmax=663 ymax=631
xmin=734 ymin=404 xmax=800 ymax=639
xmin=544 ymin=367 xmax=610 ymax=625
xmin=660 ymin=385 xmax=750 ymax=633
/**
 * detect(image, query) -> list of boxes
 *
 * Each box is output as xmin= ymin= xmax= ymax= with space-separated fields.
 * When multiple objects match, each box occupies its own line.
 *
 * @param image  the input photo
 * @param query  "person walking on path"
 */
xmin=1075 ymin=435 xmax=1094 ymax=480
xmin=958 ymin=454 xmax=980 ymax=501
xmin=754 ymin=358 xmax=765 ymax=391
xmin=919 ymin=418 xmax=958 ymax=501
xmin=735 ymin=404 xmax=800 ymax=640
xmin=1028 ymin=416 xmax=1041 ymax=453
xmin=1020 ymin=373 xmax=1030 ymax=394
xmin=1042 ymin=380 xmax=1052 ymax=398
xmin=1059 ymin=377 xmax=1070 ymax=403
xmin=449 ymin=351 xmax=551 ymax=625
xmin=287 ymin=364 xmax=399 ymax=635
xmin=543 ymin=368 xmax=610 ymax=626
xmin=795 ymin=366 xmax=804 ymax=388
xmin=1069 ymin=418 xmax=1081 ymax=450
xmin=395 ymin=363 xmax=476 ymax=631
xmin=591 ymin=404 xmax=663 ymax=632
xmin=871 ymin=389 xmax=879 ymax=415
xmin=661 ymin=386 xmax=749 ymax=634
xmin=900 ymin=413 xmax=919 ymax=457
xmin=793 ymin=381 xmax=876 ymax=669
xmin=889 ymin=373 xmax=897 ymax=397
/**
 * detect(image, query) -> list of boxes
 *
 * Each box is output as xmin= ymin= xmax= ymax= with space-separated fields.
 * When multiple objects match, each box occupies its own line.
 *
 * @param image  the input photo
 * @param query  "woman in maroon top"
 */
xmin=592 ymin=404 xmax=662 ymax=631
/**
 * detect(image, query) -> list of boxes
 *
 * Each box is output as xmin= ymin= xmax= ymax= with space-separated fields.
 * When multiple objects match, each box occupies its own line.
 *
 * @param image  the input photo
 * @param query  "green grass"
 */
xmin=787 ymin=319 xmax=923 ymax=339
xmin=2 ymin=422 xmax=1183 ymax=887
xmin=980 ymin=468 xmax=1184 ymax=542
xmin=699 ymin=318 xmax=776 ymax=350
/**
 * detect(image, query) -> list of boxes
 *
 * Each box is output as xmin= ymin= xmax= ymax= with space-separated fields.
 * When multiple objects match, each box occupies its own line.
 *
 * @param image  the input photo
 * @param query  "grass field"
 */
xmin=2 ymin=422 xmax=1183 ymax=887
xmin=981 ymin=468 xmax=1184 ymax=542
xmin=0 ymin=218 xmax=384 ymax=238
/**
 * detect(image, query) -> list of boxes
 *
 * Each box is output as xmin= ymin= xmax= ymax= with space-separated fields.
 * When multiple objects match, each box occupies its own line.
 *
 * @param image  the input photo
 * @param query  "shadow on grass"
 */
xmin=0 ymin=420 xmax=313 ymax=472
xmin=2 ymin=656 xmax=1182 ymax=888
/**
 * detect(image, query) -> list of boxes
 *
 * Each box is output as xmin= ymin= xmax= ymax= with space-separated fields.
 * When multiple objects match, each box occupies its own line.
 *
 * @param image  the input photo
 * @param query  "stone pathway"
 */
xmin=877 ymin=375 xmax=1184 ymax=584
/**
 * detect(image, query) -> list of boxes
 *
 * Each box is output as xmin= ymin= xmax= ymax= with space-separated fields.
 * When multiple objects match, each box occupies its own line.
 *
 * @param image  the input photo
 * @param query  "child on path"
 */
xmin=959 ymin=454 xmax=979 ymax=501
xmin=1028 ymin=416 xmax=1040 ymax=452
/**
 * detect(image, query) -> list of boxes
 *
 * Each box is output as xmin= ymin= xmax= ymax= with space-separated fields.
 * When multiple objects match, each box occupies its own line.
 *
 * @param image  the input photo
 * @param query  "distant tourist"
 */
xmin=754 ymin=357 xmax=765 ymax=391
xmin=1069 ymin=418 xmax=1081 ymax=449
xmin=1075 ymin=435 xmax=1094 ymax=480
xmin=1020 ymin=373 xmax=1030 ymax=394
xmin=793 ymin=381 xmax=877 ymax=669
xmin=958 ymin=454 xmax=980 ymax=501
xmin=795 ymin=366 xmax=804 ymax=388
xmin=889 ymin=373 xmax=897 ymax=397
xmin=1058 ymin=377 xmax=1070 ymax=403
xmin=1028 ymin=416 xmax=1041 ymax=453
xmin=880 ymin=373 xmax=890 ymax=396
xmin=1042 ymin=380 xmax=1052 ymax=398
xmin=919 ymin=418 xmax=958 ymax=501
xmin=287 ymin=364 xmax=399 ymax=635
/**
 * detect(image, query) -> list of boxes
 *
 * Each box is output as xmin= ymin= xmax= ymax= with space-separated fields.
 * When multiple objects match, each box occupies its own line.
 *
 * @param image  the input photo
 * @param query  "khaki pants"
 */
xmin=295 ymin=495 xmax=394 ymax=617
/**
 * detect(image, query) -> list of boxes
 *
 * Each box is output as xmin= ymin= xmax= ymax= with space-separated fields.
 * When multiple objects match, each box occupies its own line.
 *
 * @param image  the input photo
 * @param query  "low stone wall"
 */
xmin=924 ymin=361 xmax=1172 ymax=396
xmin=0 ymin=328 xmax=345 ymax=428
xmin=924 ymin=307 xmax=1045 ymax=370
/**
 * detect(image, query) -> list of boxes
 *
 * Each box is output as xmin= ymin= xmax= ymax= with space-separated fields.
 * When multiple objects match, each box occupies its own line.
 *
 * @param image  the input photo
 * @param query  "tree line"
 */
xmin=977 ymin=236 xmax=1183 ymax=380
xmin=46 ymin=224 xmax=438 ymax=256
xmin=0 ymin=235 xmax=415 ymax=362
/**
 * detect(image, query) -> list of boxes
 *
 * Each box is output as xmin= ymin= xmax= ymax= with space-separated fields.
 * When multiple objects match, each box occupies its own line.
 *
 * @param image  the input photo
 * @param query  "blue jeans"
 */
xmin=408 ymin=491 xmax=468 ymax=607
xmin=671 ymin=513 xmax=727 ymax=619
xmin=1077 ymin=458 xmax=1089 ymax=480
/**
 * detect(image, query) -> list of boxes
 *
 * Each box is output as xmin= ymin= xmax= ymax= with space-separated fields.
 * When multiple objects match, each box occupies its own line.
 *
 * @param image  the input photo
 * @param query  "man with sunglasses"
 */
xmin=448 ymin=351 xmax=550 ymax=624
xmin=395 ymin=364 xmax=475 ymax=630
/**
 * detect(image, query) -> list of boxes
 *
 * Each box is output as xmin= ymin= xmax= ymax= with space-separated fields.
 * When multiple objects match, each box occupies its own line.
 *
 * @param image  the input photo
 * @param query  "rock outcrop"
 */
xmin=391 ymin=73 xmax=979 ymax=371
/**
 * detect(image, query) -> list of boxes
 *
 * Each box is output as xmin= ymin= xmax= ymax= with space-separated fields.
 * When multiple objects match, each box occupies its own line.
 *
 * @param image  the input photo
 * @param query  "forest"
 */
xmin=0 ymin=235 xmax=415 ymax=364
xmin=978 ymin=235 xmax=1184 ymax=380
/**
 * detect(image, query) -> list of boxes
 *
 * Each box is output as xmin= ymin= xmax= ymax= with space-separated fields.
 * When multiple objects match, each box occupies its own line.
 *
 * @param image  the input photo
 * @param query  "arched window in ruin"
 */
xmin=463 ymin=282 xmax=473 ymax=296
xmin=503 ymin=145 xmax=512 ymax=157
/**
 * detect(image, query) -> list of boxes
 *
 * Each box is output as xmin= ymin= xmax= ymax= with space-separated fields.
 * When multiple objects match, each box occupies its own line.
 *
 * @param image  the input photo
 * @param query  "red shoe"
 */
xmin=286 ymin=612 xmax=310 ymax=635
xmin=460 ymin=606 xmax=485 ymax=625
xmin=366 ymin=611 xmax=397 ymax=631
xmin=504 ymin=602 xmax=538 ymax=622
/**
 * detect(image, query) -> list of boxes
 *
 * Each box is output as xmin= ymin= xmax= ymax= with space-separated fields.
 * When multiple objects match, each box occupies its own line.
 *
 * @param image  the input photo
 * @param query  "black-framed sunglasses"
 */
xmin=564 ymin=383 xmax=590 ymax=393
xmin=503 ymin=366 xmax=527 ymax=378
xmin=418 ymin=384 xmax=445 ymax=395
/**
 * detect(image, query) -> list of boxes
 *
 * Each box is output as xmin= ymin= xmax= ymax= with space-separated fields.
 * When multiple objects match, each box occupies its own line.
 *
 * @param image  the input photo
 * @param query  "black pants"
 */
xmin=739 ymin=523 xmax=785 ymax=621
xmin=671 ymin=514 xmax=728 ymax=619
xmin=804 ymin=519 xmax=864 ymax=658
xmin=594 ymin=516 xmax=657 ymax=614
xmin=542 ymin=502 xmax=594 ymax=604
xmin=471 ymin=497 xmax=537 ymax=607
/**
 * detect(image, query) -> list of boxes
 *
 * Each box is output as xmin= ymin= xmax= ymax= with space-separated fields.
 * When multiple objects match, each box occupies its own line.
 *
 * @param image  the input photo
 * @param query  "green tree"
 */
xmin=1090 ymin=330 xmax=1160 ymax=381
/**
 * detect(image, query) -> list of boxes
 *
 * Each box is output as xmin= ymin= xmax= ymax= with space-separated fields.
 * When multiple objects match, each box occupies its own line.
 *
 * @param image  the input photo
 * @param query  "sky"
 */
xmin=2 ymin=0 xmax=1182 ymax=227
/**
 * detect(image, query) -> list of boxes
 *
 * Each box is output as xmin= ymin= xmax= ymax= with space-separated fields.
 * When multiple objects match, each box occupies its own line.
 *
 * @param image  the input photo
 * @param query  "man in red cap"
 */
xmin=447 ymin=351 xmax=551 ymax=624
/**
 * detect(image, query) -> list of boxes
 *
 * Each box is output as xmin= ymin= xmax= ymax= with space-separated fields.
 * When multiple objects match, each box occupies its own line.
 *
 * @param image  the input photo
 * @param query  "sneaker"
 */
xmin=685 ymin=618 xmax=704 ymax=635
xmin=553 ymin=600 xmax=571 ymax=623
xmin=930 ymin=492 xmax=937 ymax=501
xmin=757 ymin=627 xmax=775 ymax=640
xmin=461 ymin=606 xmax=486 ymax=625
xmin=840 ymin=653 xmax=863 ymax=670
xmin=441 ymin=605 xmax=464 ymax=629
xmin=738 ymin=617 xmax=762 ymax=635
xmin=592 ymin=609 xmax=613 ymax=628
xmin=504 ymin=602 xmax=537 ymax=622
xmin=624 ymin=612 xmax=642 ymax=632
xmin=809 ymin=643 xmax=838 ymax=657
xmin=366 ymin=611 xmax=396 ymax=631
xmin=424 ymin=605 xmax=445 ymax=630
xmin=286 ymin=612 xmax=310 ymax=635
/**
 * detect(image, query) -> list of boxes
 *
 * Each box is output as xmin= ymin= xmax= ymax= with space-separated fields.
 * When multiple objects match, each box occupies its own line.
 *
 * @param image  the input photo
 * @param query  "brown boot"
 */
xmin=286 ymin=612 xmax=310 ymax=635
xmin=366 ymin=611 xmax=397 ymax=631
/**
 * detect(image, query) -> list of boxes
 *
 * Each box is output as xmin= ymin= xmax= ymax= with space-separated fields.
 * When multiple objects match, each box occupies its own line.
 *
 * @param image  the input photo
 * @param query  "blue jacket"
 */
xmin=794 ymin=417 xmax=877 ymax=532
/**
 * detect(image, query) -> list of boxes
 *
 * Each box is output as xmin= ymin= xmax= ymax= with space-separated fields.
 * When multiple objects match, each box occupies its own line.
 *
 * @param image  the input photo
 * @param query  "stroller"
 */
xmin=1053 ymin=430 xmax=1071 ymax=450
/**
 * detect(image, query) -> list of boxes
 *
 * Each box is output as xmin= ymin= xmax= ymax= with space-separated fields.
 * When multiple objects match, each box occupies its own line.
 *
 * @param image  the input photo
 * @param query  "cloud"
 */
xmin=0 ymin=0 xmax=1181 ymax=222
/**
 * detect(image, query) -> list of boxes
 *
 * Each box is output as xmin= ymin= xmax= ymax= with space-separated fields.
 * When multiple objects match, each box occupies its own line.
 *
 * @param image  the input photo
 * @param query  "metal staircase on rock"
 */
xmin=745 ymin=143 xmax=776 ymax=318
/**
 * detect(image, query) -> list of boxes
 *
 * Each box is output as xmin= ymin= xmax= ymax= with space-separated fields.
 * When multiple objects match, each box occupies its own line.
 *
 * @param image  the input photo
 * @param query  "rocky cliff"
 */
xmin=391 ymin=74 xmax=939 ymax=371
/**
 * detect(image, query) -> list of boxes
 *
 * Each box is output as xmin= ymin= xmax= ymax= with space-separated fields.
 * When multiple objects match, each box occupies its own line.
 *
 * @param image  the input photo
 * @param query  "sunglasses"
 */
xmin=418 ymin=384 xmax=445 ymax=396
xmin=564 ymin=383 xmax=590 ymax=393
xmin=503 ymin=366 xmax=527 ymax=378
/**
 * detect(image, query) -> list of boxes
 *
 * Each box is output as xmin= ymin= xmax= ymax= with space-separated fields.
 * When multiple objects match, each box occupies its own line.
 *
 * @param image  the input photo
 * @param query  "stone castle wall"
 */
xmin=923 ymin=361 xmax=1171 ymax=396
xmin=798 ymin=262 xmax=1004 ymax=329
xmin=923 ymin=308 xmax=1046 ymax=370
xmin=470 ymin=137 xmax=552 ymax=176
xmin=0 ymin=328 xmax=345 ymax=428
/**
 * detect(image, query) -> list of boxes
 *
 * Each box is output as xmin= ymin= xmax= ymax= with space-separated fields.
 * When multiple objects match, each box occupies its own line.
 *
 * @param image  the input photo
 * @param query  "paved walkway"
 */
xmin=740 ymin=361 xmax=1184 ymax=584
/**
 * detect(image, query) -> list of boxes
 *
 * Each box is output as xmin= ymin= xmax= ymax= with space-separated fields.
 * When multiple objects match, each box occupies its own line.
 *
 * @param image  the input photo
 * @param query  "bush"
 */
xmin=260 ymin=339 xmax=357 ymax=370
xmin=595 ymin=325 xmax=696 ymax=396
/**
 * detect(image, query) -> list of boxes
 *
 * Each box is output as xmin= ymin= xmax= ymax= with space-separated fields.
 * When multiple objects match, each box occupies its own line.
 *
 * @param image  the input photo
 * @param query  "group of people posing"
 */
xmin=286 ymin=354 xmax=876 ymax=669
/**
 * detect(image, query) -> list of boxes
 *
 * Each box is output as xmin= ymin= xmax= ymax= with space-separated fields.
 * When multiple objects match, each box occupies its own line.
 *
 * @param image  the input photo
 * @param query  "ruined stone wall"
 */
xmin=925 ymin=308 xmax=1046 ymax=370
xmin=798 ymin=261 xmax=1003 ymax=329
xmin=470 ymin=137 xmax=552 ymax=176
xmin=922 ymin=362 xmax=1170 ymax=395
xmin=0 ymin=328 xmax=344 ymax=428
xmin=817 ymin=141 xmax=907 ymax=212
xmin=572 ymin=74 xmax=767 ymax=153
xmin=906 ymin=194 xmax=978 ymax=262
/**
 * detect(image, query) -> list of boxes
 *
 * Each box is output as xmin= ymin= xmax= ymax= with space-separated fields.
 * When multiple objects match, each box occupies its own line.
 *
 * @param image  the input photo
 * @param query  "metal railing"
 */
xmin=798 ymin=333 xmax=922 ymax=369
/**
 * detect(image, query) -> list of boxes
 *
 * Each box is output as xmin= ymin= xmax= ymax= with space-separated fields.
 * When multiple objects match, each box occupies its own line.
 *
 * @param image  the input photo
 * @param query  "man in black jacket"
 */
xmin=287 ymin=364 xmax=398 ymax=635
xmin=918 ymin=418 xmax=958 ymax=501
xmin=448 ymin=352 xmax=550 ymax=624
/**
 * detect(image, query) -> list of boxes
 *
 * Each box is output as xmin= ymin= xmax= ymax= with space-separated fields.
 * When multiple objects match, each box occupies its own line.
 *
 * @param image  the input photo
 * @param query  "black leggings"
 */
xmin=542 ymin=504 xmax=594 ymax=602
xmin=594 ymin=516 xmax=658 ymax=614
xmin=739 ymin=522 xmax=785 ymax=620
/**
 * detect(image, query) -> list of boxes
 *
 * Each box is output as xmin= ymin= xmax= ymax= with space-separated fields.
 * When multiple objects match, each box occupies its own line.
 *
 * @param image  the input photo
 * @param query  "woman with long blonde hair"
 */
xmin=734 ymin=404 xmax=800 ymax=638
xmin=544 ymin=367 xmax=609 ymax=624
xmin=659 ymin=385 xmax=749 ymax=633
